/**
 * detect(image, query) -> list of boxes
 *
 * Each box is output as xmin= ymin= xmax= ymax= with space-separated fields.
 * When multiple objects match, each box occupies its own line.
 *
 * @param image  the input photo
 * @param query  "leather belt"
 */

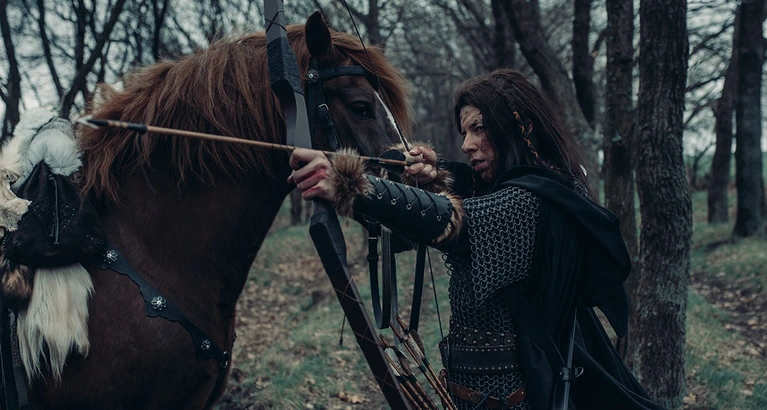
xmin=439 ymin=342 xmax=520 ymax=374
xmin=448 ymin=382 xmax=527 ymax=409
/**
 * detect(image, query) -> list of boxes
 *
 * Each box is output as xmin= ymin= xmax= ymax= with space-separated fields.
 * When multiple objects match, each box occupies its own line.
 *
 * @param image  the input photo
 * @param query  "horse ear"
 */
xmin=305 ymin=12 xmax=338 ymax=63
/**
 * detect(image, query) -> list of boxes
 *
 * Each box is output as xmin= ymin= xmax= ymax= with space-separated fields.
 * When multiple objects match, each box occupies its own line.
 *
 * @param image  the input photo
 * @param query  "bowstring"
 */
xmin=339 ymin=0 xmax=410 ymax=152
xmin=339 ymin=0 xmax=445 ymax=345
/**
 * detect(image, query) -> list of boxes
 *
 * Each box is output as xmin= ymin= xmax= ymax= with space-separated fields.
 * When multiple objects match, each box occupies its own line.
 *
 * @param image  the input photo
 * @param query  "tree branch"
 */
xmin=60 ymin=0 xmax=128 ymax=117
xmin=36 ymin=0 xmax=64 ymax=99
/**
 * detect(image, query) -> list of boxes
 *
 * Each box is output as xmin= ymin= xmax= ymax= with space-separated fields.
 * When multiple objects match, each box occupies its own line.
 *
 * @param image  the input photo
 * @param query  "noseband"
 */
xmin=305 ymin=59 xmax=370 ymax=151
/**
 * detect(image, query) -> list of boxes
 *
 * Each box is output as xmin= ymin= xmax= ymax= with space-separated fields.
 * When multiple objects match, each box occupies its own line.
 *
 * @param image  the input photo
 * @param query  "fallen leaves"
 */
xmin=337 ymin=392 xmax=367 ymax=404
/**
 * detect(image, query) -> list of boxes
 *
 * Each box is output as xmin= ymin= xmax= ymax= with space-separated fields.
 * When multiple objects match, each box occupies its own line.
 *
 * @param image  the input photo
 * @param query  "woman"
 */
xmin=289 ymin=69 xmax=664 ymax=410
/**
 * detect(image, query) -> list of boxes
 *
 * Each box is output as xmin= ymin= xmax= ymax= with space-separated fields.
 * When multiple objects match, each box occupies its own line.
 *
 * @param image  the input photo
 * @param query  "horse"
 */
xmin=15 ymin=12 xmax=412 ymax=409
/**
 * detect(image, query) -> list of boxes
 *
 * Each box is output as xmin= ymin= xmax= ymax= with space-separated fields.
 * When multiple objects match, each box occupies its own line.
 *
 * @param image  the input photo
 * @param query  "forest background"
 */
xmin=1 ymin=0 xmax=766 ymax=409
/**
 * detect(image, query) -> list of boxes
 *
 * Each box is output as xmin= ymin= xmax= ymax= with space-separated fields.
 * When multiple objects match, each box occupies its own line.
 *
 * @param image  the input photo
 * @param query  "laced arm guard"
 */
xmin=353 ymin=175 xmax=461 ymax=244
xmin=328 ymin=151 xmax=463 ymax=245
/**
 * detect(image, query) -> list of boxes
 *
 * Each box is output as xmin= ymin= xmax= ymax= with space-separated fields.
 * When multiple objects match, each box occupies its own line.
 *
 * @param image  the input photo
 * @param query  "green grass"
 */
xmin=684 ymin=189 xmax=767 ymax=409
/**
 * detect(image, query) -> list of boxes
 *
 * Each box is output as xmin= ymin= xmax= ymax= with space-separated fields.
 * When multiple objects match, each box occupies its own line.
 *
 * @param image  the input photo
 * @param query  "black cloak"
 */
xmin=446 ymin=164 xmax=666 ymax=410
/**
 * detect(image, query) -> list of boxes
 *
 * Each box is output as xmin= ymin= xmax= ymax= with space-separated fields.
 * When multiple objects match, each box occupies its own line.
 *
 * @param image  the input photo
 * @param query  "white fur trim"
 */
xmin=17 ymin=264 xmax=94 ymax=381
xmin=0 ymin=108 xmax=81 ymax=191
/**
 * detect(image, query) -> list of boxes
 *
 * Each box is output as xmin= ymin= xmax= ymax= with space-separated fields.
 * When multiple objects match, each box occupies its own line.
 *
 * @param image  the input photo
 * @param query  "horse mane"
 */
xmin=79 ymin=24 xmax=412 ymax=204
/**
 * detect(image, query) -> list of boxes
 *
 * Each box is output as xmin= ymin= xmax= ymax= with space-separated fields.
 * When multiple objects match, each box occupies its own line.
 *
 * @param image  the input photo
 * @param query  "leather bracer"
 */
xmin=328 ymin=150 xmax=463 ymax=245
xmin=354 ymin=175 xmax=460 ymax=244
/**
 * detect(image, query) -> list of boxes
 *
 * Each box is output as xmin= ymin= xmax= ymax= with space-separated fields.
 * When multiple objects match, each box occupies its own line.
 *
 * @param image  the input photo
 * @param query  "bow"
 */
xmin=262 ymin=2 xmax=410 ymax=407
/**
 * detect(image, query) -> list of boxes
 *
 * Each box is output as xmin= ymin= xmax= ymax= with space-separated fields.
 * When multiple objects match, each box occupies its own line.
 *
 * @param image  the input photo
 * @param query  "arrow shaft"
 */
xmin=85 ymin=118 xmax=411 ymax=168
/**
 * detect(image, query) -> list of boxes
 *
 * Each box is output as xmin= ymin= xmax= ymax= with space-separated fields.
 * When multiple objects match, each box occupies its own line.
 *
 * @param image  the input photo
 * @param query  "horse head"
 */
xmin=302 ymin=12 xmax=411 ymax=158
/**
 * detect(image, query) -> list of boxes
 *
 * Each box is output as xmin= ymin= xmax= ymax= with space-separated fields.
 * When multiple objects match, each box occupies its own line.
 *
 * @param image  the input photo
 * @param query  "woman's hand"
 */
xmin=405 ymin=146 xmax=438 ymax=185
xmin=288 ymin=148 xmax=336 ymax=202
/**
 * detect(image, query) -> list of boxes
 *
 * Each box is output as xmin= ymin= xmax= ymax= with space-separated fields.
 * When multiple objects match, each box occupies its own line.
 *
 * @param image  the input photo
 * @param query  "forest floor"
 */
xmin=215 ymin=189 xmax=767 ymax=410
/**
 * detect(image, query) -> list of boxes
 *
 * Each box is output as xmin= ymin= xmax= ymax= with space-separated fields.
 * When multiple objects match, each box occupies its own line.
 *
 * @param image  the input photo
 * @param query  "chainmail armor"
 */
xmin=443 ymin=186 xmax=539 ymax=410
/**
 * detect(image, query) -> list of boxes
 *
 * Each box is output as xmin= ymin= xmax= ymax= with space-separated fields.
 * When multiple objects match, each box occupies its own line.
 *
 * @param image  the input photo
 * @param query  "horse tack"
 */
xmin=305 ymin=60 xmax=369 ymax=151
xmin=95 ymin=242 xmax=230 ymax=396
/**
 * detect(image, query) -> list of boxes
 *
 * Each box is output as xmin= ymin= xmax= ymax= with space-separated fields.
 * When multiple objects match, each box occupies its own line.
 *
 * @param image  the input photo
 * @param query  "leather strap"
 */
xmin=96 ymin=243 xmax=229 ymax=367
xmin=305 ymin=59 xmax=367 ymax=151
xmin=408 ymin=243 xmax=427 ymax=331
xmin=0 ymin=298 xmax=19 ymax=410
xmin=447 ymin=382 xmax=527 ymax=409
xmin=316 ymin=65 xmax=368 ymax=80
xmin=8 ymin=311 xmax=29 ymax=409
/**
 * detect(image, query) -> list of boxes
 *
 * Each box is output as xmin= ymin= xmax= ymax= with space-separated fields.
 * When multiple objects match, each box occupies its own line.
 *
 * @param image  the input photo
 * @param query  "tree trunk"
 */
xmin=152 ymin=0 xmax=171 ymax=60
xmin=708 ymin=72 xmax=736 ymax=222
xmin=604 ymin=0 xmax=637 ymax=366
xmin=708 ymin=15 xmax=738 ymax=225
xmin=0 ymin=0 xmax=21 ymax=139
xmin=491 ymin=0 xmax=515 ymax=69
xmin=733 ymin=0 xmax=767 ymax=236
xmin=503 ymin=0 xmax=600 ymax=194
xmin=632 ymin=0 xmax=691 ymax=407
xmin=367 ymin=0 xmax=381 ymax=46
xmin=36 ymin=0 xmax=63 ymax=101
xmin=572 ymin=0 xmax=596 ymax=126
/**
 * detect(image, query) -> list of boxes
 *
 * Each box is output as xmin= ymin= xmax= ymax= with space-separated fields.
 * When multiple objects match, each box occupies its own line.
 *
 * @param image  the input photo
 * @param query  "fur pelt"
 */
xmin=433 ymin=191 xmax=464 ymax=244
xmin=0 ymin=158 xmax=33 ymax=303
xmin=0 ymin=108 xmax=92 ymax=382
xmin=329 ymin=148 xmax=372 ymax=218
xmin=18 ymin=264 xmax=93 ymax=381
xmin=0 ymin=254 xmax=35 ymax=304
xmin=0 ymin=108 xmax=81 ymax=190
xmin=386 ymin=141 xmax=454 ymax=194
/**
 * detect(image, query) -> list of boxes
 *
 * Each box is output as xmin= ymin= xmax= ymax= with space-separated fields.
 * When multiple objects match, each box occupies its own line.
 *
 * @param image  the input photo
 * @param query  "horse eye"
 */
xmin=350 ymin=102 xmax=373 ymax=118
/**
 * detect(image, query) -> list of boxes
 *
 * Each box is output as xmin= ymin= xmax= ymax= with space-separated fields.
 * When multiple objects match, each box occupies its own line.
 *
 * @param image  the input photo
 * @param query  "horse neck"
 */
xmin=99 ymin=166 xmax=293 ymax=311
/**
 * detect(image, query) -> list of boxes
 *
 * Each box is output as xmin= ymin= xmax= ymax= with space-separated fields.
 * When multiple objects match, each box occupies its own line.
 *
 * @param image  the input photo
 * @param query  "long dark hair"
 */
xmin=454 ymin=69 xmax=589 ymax=192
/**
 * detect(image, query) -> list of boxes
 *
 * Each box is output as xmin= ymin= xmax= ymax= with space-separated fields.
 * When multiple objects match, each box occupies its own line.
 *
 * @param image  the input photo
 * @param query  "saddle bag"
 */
xmin=4 ymin=161 xmax=105 ymax=267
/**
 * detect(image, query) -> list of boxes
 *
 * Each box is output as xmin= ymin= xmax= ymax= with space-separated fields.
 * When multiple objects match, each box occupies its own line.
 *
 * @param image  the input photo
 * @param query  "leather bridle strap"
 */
xmin=305 ymin=59 xmax=368 ymax=151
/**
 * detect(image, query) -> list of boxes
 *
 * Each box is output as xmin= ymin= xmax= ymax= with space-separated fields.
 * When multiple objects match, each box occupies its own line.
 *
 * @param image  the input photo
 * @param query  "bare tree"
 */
xmin=707 ymin=7 xmax=739 ymax=224
xmin=1 ymin=0 xmax=22 ymax=139
xmin=733 ymin=0 xmax=767 ymax=236
xmin=503 ymin=0 xmax=600 ymax=193
xmin=572 ymin=0 xmax=595 ymax=127
xmin=59 ymin=0 xmax=128 ymax=117
xmin=603 ymin=0 xmax=637 ymax=364
xmin=632 ymin=0 xmax=691 ymax=407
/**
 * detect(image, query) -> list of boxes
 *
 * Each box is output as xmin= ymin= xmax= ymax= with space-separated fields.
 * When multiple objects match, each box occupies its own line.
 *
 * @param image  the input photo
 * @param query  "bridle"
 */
xmin=305 ymin=61 xmax=368 ymax=151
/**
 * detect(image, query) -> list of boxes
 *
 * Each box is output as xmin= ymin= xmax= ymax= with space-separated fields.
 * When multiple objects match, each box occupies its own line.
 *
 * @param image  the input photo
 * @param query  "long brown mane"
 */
xmin=80 ymin=24 xmax=411 ymax=204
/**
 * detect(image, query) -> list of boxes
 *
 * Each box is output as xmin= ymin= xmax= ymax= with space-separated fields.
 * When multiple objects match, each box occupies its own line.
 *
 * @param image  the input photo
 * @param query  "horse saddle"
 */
xmin=4 ymin=161 xmax=105 ymax=267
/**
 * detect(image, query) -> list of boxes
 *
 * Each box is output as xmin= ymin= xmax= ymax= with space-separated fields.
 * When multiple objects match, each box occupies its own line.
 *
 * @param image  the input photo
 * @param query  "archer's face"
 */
xmin=460 ymin=105 xmax=496 ymax=183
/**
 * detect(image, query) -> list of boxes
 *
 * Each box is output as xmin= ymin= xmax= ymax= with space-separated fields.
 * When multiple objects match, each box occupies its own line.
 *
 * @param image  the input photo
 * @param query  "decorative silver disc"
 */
xmin=150 ymin=296 xmax=167 ymax=311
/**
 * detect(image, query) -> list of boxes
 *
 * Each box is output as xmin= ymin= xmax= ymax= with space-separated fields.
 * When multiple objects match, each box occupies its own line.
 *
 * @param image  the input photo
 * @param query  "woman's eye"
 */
xmin=351 ymin=102 xmax=372 ymax=117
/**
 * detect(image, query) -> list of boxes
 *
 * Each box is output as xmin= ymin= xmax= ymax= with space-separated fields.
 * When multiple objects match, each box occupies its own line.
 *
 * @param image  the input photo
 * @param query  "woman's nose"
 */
xmin=461 ymin=134 xmax=477 ymax=154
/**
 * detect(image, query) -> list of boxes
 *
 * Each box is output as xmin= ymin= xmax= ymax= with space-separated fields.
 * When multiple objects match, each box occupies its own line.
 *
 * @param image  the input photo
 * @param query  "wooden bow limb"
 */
xmin=381 ymin=335 xmax=438 ymax=410
xmin=390 ymin=321 xmax=457 ymax=410
xmin=78 ymin=117 xmax=415 ymax=168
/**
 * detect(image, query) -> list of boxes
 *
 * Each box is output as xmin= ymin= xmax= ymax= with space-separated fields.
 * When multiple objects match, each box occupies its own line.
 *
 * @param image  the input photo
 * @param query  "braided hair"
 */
xmin=453 ymin=69 xmax=591 ymax=196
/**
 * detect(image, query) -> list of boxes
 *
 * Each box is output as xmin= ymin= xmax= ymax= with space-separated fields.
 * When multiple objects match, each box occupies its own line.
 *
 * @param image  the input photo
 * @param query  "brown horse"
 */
xmin=23 ymin=13 xmax=411 ymax=409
